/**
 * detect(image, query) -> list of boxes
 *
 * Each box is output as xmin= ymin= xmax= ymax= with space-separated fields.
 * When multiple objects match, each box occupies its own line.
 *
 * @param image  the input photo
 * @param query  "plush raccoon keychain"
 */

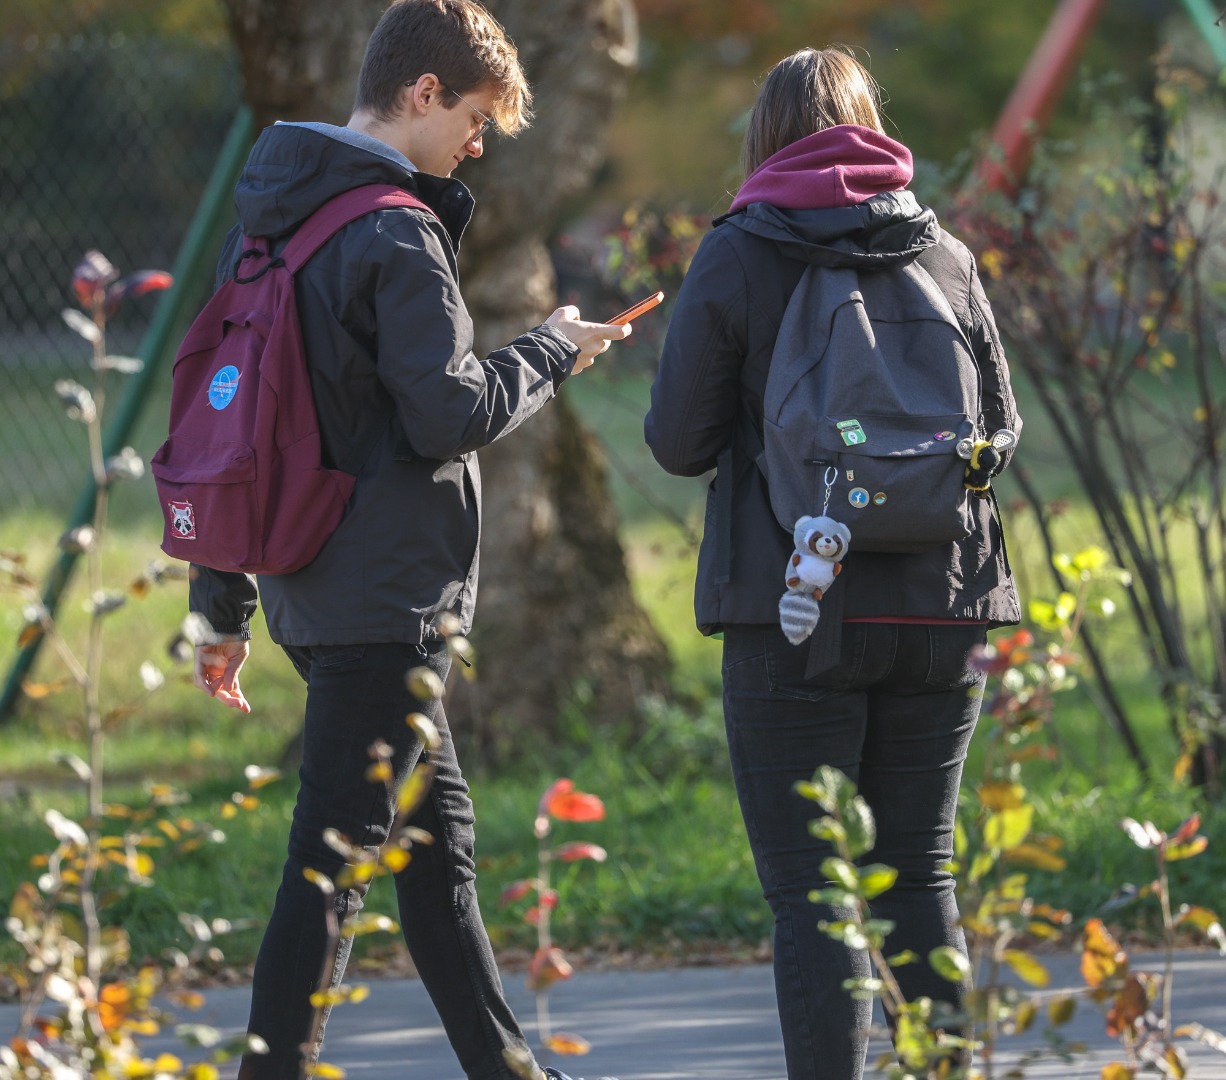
xmin=779 ymin=467 xmax=852 ymax=645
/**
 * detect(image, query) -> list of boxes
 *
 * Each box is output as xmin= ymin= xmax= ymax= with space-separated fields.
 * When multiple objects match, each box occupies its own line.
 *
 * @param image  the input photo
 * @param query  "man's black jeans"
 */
xmin=722 ymin=622 xmax=987 ymax=1080
xmin=238 ymin=641 xmax=533 ymax=1080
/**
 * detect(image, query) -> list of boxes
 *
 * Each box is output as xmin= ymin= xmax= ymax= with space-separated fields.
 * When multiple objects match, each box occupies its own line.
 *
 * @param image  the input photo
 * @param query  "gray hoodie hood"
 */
xmin=232 ymin=121 xmax=475 ymax=248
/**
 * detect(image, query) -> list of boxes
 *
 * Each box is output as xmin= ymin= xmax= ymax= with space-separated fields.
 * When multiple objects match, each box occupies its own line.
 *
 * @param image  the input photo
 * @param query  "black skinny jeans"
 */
xmin=722 ymin=622 xmax=987 ymax=1080
xmin=238 ymin=641 xmax=533 ymax=1080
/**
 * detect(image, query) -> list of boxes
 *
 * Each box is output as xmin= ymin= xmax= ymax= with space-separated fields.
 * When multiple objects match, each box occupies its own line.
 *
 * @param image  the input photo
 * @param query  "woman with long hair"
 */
xmin=646 ymin=46 xmax=1022 ymax=1079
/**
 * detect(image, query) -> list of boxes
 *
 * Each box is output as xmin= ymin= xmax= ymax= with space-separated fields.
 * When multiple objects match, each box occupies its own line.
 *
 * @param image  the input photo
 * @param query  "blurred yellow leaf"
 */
xmin=366 ymin=762 xmax=393 ymax=785
xmin=978 ymin=781 xmax=1026 ymax=811
xmin=22 ymin=678 xmax=71 ymax=699
xmin=1003 ymin=949 xmax=1050 ymax=987
xmin=1082 ymin=918 xmax=1127 ymax=988
xmin=306 ymin=1063 xmax=345 ymax=1079
xmin=1164 ymin=1046 xmax=1188 ymax=1080
xmin=545 ymin=1032 xmax=591 ymax=1055
xmin=1026 ymin=922 xmax=1065 ymax=941
xmin=380 ymin=848 xmax=410 ymax=873
xmin=1007 ymin=842 xmax=1068 ymax=872
xmin=342 ymin=914 xmax=398 ymax=938
xmin=405 ymin=667 xmax=445 ymax=701
xmin=1171 ymin=236 xmax=1196 ymax=263
xmin=406 ymin=711 xmax=441 ymax=750
xmin=984 ymin=805 xmax=1034 ymax=851
xmin=1011 ymin=998 xmax=1037 ymax=1035
xmin=244 ymin=765 xmax=282 ymax=789
xmin=1048 ymin=995 xmax=1077 ymax=1026
xmin=968 ymin=851 xmax=997 ymax=883
xmin=1176 ymin=905 xmax=1222 ymax=934
xmin=1070 ymin=547 xmax=1110 ymax=574
xmin=397 ymin=769 xmax=431 ymax=816
xmin=1165 ymin=836 xmax=1208 ymax=862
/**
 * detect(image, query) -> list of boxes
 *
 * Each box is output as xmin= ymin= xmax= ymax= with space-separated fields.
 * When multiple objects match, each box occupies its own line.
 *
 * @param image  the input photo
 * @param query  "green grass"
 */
xmin=2 ymin=364 xmax=1224 ymax=985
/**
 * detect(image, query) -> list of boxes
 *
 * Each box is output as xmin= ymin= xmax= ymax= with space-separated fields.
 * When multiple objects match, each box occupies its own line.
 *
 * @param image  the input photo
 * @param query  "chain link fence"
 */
xmin=0 ymin=0 xmax=242 ymax=516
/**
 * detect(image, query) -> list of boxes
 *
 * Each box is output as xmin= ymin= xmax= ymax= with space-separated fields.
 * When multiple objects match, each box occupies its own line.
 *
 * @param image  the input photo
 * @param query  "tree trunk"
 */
xmin=224 ymin=0 xmax=671 ymax=764
xmin=452 ymin=0 xmax=669 ymax=759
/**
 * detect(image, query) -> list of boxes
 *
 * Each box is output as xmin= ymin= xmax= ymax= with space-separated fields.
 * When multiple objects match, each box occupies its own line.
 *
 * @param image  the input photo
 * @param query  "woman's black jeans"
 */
xmin=722 ymin=622 xmax=987 ymax=1080
xmin=237 ymin=641 xmax=533 ymax=1080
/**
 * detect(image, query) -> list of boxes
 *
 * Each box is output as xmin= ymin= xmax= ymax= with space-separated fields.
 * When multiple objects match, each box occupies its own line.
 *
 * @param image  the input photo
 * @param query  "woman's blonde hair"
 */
xmin=742 ymin=46 xmax=885 ymax=176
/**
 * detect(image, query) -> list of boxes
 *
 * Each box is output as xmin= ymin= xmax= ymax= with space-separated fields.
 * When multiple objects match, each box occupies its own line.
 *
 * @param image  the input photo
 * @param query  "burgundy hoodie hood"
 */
xmin=729 ymin=125 xmax=912 ymax=214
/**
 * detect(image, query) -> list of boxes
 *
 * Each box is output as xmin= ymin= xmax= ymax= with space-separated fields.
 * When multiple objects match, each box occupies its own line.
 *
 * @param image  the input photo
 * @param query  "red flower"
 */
xmin=553 ymin=841 xmax=608 ymax=863
xmin=499 ymin=879 xmax=536 ymax=906
xmin=105 ymin=270 xmax=173 ymax=315
xmin=540 ymin=779 xmax=605 ymax=823
xmin=527 ymin=946 xmax=573 ymax=991
xmin=72 ymin=250 xmax=118 ymax=310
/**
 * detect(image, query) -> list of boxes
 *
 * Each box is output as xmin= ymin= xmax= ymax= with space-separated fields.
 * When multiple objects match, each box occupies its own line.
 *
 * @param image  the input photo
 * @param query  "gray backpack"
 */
xmin=752 ymin=259 xmax=983 ymax=554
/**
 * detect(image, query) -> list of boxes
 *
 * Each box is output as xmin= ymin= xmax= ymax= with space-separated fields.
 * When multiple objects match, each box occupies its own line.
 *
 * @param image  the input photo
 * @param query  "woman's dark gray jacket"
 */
xmin=644 ymin=193 xmax=1023 ymax=637
xmin=188 ymin=122 xmax=579 ymax=645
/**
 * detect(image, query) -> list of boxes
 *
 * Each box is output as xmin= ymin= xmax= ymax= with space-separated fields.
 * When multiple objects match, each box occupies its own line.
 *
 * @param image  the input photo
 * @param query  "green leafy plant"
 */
xmin=796 ymin=766 xmax=973 ymax=1079
xmin=1 ymin=252 xmax=275 ymax=1080
xmin=794 ymin=545 xmax=1225 ymax=1079
xmin=956 ymin=61 xmax=1226 ymax=790
xmin=952 ymin=547 xmax=1224 ymax=1078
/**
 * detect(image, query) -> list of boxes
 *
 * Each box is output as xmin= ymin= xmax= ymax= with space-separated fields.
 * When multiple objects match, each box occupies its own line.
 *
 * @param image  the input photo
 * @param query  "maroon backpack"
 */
xmin=151 ymin=183 xmax=432 ymax=575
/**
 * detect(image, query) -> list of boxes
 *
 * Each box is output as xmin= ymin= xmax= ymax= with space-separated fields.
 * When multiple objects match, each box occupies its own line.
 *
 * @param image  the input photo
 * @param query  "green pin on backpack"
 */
xmin=837 ymin=418 xmax=866 ymax=446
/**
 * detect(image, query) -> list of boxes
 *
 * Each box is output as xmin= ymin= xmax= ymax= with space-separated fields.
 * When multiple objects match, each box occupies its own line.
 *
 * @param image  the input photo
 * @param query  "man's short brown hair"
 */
xmin=355 ymin=0 xmax=532 ymax=135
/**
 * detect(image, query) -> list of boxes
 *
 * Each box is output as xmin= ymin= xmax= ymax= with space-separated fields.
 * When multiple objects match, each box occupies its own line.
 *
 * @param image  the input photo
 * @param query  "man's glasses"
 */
xmin=445 ymin=86 xmax=494 ymax=141
xmin=404 ymin=78 xmax=495 ymax=142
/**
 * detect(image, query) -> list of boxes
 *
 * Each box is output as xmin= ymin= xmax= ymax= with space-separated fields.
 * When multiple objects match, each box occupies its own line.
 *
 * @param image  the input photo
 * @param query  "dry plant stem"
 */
xmin=80 ymin=318 xmax=110 ymax=1007
xmin=1156 ymin=847 xmax=1177 ymax=1058
xmin=301 ymin=878 xmax=340 ymax=1080
xmin=535 ymin=830 xmax=554 ymax=1045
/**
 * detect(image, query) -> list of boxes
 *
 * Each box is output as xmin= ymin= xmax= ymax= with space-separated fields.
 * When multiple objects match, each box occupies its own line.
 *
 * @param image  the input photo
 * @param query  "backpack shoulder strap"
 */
xmin=761 ymin=263 xmax=857 ymax=430
xmin=280 ymin=184 xmax=436 ymax=273
xmin=899 ymin=258 xmax=972 ymax=352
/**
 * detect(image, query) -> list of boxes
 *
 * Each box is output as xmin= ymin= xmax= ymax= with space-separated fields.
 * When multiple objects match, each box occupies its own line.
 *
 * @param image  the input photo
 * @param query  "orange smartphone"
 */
xmin=609 ymin=291 xmax=664 ymax=325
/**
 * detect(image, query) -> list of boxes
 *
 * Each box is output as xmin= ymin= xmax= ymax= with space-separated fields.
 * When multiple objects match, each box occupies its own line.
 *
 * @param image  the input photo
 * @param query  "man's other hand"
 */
xmin=194 ymin=639 xmax=252 ymax=714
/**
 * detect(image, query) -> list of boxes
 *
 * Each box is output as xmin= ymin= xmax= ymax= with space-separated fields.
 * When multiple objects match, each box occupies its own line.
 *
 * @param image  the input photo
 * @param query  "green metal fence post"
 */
xmin=1180 ymin=0 xmax=1226 ymax=68
xmin=0 ymin=105 xmax=255 ymax=722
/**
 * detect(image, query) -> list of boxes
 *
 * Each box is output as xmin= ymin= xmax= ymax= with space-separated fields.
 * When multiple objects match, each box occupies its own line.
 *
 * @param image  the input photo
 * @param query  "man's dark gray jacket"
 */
xmin=189 ymin=122 xmax=579 ymax=645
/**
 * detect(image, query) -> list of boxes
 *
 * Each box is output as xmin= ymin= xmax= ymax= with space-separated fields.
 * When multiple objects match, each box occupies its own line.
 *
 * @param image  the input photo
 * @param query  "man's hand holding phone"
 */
xmin=546 ymin=291 xmax=664 ymax=374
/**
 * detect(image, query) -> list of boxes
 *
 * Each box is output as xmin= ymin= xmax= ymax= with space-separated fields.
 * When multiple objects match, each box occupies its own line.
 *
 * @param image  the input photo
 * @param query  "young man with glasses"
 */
xmin=188 ymin=2 xmax=626 ymax=1078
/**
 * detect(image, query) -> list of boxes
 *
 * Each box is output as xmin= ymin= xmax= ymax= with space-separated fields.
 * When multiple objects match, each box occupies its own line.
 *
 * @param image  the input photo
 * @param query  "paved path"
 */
xmin=3 ymin=952 xmax=1224 ymax=1078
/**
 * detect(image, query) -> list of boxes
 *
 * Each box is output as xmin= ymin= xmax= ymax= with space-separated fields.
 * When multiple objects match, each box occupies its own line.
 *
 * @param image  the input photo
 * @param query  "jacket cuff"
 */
xmin=531 ymin=322 xmax=581 ymax=372
xmin=188 ymin=565 xmax=259 ymax=640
